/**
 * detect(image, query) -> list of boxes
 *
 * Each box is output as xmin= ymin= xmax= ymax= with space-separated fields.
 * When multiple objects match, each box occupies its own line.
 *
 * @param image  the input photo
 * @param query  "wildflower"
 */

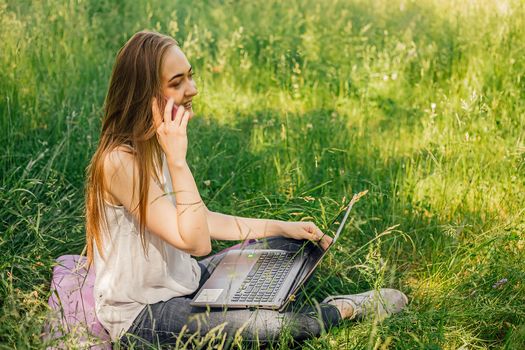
xmin=431 ymin=102 xmax=436 ymax=111
xmin=203 ymin=180 xmax=211 ymax=186
xmin=492 ymin=278 xmax=508 ymax=289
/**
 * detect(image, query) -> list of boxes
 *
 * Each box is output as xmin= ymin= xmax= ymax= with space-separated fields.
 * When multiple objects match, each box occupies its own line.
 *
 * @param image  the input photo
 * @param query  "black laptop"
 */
xmin=190 ymin=192 xmax=366 ymax=311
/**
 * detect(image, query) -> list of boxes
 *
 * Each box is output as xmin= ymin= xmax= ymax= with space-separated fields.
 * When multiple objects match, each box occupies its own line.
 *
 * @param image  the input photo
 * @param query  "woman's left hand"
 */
xmin=280 ymin=221 xmax=333 ymax=250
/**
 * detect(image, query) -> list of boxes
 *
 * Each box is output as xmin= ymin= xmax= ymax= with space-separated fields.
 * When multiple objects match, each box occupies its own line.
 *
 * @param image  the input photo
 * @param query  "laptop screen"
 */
xmin=325 ymin=190 xmax=368 ymax=247
xmin=284 ymin=191 xmax=368 ymax=304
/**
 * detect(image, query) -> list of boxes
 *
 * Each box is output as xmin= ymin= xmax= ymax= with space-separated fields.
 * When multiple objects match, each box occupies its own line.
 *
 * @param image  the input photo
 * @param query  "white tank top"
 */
xmin=93 ymin=153 xmax=201 ymax=341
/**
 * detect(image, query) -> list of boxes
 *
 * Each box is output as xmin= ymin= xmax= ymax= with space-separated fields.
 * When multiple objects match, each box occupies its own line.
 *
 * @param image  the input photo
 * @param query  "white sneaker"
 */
xmin=322 ymin=288 xmax=408 ymax=320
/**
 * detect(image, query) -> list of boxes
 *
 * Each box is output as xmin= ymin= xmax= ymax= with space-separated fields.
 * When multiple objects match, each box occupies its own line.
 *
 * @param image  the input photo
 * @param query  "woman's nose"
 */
xmin=186 ymin=80 xmax=198 ymax=98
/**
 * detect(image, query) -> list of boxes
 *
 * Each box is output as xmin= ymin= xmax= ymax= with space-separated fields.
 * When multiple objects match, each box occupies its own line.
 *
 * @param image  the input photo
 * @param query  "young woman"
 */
xmin=85 ymin=30 xmax=408 ymax=348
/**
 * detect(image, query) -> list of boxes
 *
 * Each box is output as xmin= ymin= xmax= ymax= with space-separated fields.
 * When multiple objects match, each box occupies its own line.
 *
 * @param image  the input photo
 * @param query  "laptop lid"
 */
xmin=279 ymin=190 xmax=367 ymax=309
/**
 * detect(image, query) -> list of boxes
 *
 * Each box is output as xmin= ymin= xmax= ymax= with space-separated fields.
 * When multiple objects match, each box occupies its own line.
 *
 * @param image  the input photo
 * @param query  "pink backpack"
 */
xmin=44 ymin=255 xmax=111 ymax=349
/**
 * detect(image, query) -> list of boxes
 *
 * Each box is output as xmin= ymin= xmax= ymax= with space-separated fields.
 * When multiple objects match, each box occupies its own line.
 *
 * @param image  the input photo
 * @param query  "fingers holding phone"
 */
xmin=163 ymin=97 xmax=193 ymax=123
xmin=169 ymin=99 xmax=192 ymax=129
xmin=152 ymin=97 xmax=191 ymax=164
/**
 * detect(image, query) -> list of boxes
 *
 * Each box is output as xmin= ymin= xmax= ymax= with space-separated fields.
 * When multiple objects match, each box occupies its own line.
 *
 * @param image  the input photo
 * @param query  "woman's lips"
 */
xmin=183 ymin=102 xmax=194 ymax=119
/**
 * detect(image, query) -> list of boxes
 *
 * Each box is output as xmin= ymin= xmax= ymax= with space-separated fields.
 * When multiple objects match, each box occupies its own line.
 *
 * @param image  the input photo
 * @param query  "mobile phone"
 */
xmin=163 ymin=97 xmax=179 ymax=121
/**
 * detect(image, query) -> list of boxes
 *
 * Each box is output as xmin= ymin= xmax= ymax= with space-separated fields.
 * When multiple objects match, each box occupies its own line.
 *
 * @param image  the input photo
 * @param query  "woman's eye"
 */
xmin=170 ymin=73 xmax=195 ymax=88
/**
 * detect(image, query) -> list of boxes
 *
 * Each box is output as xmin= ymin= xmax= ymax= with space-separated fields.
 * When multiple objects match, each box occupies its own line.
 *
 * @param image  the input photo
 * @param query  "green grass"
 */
xmin=1 ymin=0 xmax=525 ymax=348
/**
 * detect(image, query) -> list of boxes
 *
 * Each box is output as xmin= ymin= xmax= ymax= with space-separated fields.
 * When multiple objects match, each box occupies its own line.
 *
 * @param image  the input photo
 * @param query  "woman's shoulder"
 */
xmin=102 ymin=145 xmax=137 ymax=207
xmin=103 ymin=145 xmax=136 ymax=175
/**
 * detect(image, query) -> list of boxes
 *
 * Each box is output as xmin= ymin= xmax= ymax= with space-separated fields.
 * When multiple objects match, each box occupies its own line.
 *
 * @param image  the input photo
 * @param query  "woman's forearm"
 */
xmin=205 ymin=210 xmax=285 ymax=241
xmin=168 ymin=160 xmax=211 ymax=255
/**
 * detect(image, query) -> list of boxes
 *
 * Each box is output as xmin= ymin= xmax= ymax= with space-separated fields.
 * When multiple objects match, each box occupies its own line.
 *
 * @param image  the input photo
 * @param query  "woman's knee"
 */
xmin=236 ymin=308 xmax=318 ymax=343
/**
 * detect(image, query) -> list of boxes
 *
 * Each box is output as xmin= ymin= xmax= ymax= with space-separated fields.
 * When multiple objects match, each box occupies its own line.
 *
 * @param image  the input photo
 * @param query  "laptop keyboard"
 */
xmin=231 ymin=251 xmax=298 ymax=304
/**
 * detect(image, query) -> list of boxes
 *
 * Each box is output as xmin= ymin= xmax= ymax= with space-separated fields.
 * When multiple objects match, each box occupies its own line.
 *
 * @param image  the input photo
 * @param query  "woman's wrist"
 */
xmin=249 ymin=219 xmax=285 ymax=239
xmin=166 ymin=157 xmax=187 ymax=169
xmin=269 ymin=220 xmax=288 ymax=237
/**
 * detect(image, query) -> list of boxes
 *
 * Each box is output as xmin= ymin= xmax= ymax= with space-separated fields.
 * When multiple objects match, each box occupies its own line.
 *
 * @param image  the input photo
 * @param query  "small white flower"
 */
xmin=383 ymin=74 xmax=389 ymax=81
xmin=492 ymin=278 xmax=508 ymax=289
xmin=203 ymin=180 xmax=211 ymax=186
xmin=391 ymin=72 xmax=398 ymax=80
xmin=431 ymin=102 xmax=436 ymax=111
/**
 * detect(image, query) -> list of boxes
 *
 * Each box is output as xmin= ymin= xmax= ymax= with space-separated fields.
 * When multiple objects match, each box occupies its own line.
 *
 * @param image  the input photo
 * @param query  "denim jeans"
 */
xmin=118 ymin=237 xmax=341 ymax=348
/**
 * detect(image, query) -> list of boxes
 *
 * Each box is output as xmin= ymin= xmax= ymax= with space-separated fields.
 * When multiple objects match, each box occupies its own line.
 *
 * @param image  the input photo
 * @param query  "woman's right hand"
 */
xmin=152 ymin=97 xmax=191 ymax=166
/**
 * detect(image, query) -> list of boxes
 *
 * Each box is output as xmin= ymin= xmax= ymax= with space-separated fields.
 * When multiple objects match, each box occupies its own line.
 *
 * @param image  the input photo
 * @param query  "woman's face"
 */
xmin=160 ymin=45 xmax=198 ymax=119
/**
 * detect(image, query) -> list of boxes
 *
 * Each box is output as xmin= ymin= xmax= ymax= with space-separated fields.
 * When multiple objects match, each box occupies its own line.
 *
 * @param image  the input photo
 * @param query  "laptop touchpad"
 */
xmin=194 ymin=289 xmax=224 ymax=303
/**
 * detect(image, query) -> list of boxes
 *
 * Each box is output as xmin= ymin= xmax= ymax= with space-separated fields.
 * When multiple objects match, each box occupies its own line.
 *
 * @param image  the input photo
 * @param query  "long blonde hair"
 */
xmin=85 ymin=31 xmax=178 ymax=266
